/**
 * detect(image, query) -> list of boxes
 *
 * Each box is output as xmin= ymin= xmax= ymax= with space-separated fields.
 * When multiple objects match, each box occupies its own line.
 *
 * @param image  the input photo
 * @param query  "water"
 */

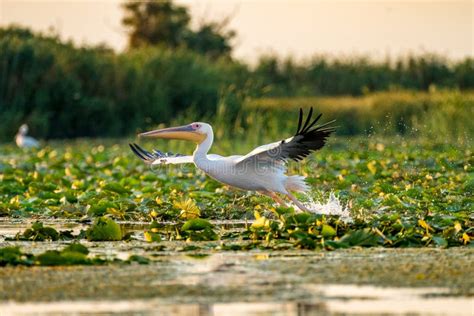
xmin=304 ymin=192 xmax=353 ymax=223
xmin=0 ymin=220 xmax=472 ymax=315
xmin=1 ymin=286 xmax=472 ymax=315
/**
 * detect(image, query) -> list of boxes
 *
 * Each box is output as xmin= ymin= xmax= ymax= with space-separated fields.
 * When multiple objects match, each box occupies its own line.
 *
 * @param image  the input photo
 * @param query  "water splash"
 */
xmin=303 ymin=192 xmax=353 ymax=223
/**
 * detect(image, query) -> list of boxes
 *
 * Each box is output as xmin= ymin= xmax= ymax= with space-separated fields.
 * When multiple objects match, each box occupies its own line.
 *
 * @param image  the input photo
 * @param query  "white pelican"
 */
xmin=130 ymin=108 xmax=335 ymax=211
xmin=15 ymin=124 xmax=39 ymax=148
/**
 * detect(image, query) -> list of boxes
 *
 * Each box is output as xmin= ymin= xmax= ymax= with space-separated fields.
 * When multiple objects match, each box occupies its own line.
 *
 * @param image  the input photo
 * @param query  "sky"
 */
xmin=1 ymin=0 xmax=472 ymax=63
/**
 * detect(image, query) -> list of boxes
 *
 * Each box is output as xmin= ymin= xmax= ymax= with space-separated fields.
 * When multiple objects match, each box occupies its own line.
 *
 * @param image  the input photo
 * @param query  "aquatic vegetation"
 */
xmin=0 ymin=247 xmax=32 ymax=266
xmin=246 ymin=208 xmax=376 ymax=249
xmin=180 ymin=218 xmax=218 ymax=241
xmin=35 ymin=249 xmax=90 ymax=266
xmin=0 ymin=136 xmax=471 ymax=254
xmin=0 ymin=244 xmax=149 ymax=267
xmin=86 ymin=217 xmax=123 ymax=241
xmin=0 ymin=244 xmax=95 ymax=266
xmin=174 ymin=198 xmax=201 ymax=219
xmin=144 ymin=230 xmax=162 ymax=243
xmin=12 ymin=221 xmax=61 ymax=241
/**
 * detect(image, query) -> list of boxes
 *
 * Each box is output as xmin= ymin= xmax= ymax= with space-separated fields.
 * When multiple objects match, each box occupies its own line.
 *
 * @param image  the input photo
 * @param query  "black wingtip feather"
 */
xmin=295 ymin=107 xmax=335 ymax=136
xmin=129 ymin=143 xmax=147 ymax=161
xmin=130 ymin=143 xmax=185 ymax=163
xmin=296 ymin=108 xmax=304 ymax=134
xmin=138 ymin=144 xmax=155 ymax=159
xmin=314 ymin=120 xmax=337 ymax=134
xmin=241 ymin=106 xmax=334 ymax=162
xmin=301 ymin=107 xmax=313 ymax=133
xmin=304 ymin=113 xmax=322 ymax=134
xmin=284 ymin=107 xmax=337 ymax=161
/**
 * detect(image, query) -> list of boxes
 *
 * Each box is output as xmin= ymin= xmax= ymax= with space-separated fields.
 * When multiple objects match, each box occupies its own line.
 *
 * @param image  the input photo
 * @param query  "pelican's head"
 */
xmin=19 ymin=124 xmax=29 ymax=135
xmin=139 ymin=122 xmax=212 ymax=143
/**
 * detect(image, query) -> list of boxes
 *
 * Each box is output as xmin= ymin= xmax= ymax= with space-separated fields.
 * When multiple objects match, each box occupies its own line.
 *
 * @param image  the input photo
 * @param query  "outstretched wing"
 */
xmin=129 ymin=143 xmax=193 ymax=165
xmin=236 ymin=107 xmax=335 ymax=166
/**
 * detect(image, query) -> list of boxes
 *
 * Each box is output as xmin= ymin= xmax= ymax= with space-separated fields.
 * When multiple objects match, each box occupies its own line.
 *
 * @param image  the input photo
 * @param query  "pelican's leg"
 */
xmin=259 ymin=191 xmax=288 ymax=208
xmin=268 ymin=192 xmax=289 ymax=208
xmin=286 ymin=192 xmax=310 ymax=212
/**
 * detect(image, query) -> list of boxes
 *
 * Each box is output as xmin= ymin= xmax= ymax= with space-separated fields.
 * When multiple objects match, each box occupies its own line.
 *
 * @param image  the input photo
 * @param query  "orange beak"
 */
xmin=139 ymin=124 xmax=205 ymax=143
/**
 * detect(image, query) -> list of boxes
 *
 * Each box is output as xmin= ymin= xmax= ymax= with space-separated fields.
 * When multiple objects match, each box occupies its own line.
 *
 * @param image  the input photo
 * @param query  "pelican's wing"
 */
xmin=129 ymin=143 xmax=193 ymax=165
xmin=236 ymin=107 xmax=335 ymax=165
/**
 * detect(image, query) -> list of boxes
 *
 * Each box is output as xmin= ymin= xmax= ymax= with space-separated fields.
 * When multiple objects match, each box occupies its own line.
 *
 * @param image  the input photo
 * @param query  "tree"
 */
xmin=122 ymin=0 xmax=190 ymax=49
xmin=184 ymin=21 xmax=235 ymax=59
xmin=122 ymin=0 xmax=235 ymax=58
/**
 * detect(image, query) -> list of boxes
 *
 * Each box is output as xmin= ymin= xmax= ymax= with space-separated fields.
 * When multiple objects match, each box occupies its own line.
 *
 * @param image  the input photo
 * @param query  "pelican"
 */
xmin=15 ymin=124 xmax=39 ymax=148
xmin=130 ymin=108 xmax=335 ymax=211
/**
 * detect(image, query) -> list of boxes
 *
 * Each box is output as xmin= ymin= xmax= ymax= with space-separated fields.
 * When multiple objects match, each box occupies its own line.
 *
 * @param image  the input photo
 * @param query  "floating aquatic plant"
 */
xmin=0 ymin=137 xmax=471 ymax=250
xmin=86 ymin=216 xmax=122 ymax=241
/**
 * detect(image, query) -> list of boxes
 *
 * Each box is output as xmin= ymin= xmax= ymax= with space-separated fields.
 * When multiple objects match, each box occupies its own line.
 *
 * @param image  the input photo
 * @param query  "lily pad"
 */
xmin=181 ymin=218 xmax=213 ymax=231
xmin=86 ymin=216 xmax=122 ymax=241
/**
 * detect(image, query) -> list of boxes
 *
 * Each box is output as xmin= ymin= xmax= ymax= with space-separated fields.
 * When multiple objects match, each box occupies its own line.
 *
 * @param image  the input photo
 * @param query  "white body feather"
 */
xmin=15 ymin=125 xmax=39 ymax=148
xmin=130 ymin=108 xmax=334 ymax=211
xmin=131 ymin=108 xmax=334 ymax=212
xmin=146 ymin=128 xmax=308 ymax=194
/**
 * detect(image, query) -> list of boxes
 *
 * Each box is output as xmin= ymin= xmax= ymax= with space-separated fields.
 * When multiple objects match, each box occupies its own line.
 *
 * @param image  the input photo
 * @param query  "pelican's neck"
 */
xmin=193 ymin=131 xmax=213 ymax=168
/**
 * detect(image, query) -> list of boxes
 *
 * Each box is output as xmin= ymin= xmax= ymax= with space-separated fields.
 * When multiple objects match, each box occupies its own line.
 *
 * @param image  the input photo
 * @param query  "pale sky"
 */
xmin=1 ymin=0 xmax=472 ymax=63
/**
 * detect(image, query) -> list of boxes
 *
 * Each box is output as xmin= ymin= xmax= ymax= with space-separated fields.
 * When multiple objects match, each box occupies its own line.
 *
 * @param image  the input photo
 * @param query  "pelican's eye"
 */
xmin=192 ymin=123 xmax=201 ymax=130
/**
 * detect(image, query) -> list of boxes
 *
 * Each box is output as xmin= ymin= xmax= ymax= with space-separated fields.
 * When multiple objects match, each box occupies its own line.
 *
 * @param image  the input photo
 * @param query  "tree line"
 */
xmin=0 ymin=0 xmax=472 ymax=140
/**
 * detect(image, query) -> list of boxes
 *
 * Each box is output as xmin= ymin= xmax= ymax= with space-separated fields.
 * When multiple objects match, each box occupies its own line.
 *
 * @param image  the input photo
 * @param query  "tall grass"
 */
xmin=233 ymin=90 xmax=474 ymax=146
xmin=1 ymin=26 xmax=473 ymax=143
xmin=253 ymin=55 xmax=474 ymax=96
xmin=0 ymin=27 xmax=236 ymax=141
xmin=140 ymin=90 xmax=473 ymax=158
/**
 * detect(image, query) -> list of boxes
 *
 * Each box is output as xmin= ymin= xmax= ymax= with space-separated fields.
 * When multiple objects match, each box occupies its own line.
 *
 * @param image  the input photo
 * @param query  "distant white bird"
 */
xmin=130 ymin=108 xmax=335 ymax=211
xmin=15 ymin=124 xmax=39 ymax=148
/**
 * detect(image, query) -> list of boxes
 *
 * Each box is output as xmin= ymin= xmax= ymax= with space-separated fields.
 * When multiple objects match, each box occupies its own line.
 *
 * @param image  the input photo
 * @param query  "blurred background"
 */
xmin=0 ymin=0 xmax=472 ymax=143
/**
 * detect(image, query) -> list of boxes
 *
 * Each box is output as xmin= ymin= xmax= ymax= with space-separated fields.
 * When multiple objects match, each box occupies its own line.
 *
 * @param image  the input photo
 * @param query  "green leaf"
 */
xmin=35 ymin=251 xmax=68 ymax=266
xmin=144 ymin=231 xmax=161 ymax=242
xmin=321 ymin=224 xmax=337 ymax=238
xmin=185 ymin=228 xmax=218 ymax=241
xmin=35 ymin=249 xmax=89 ymax=266
xmin=250 ymin=217 xmax=269 ymax=230
xmin=88 ymin=200 xmax=119 ymax=216
xmin=86 ymin=217 xmax=122 ymax=241
xmin=64 ymin=243 xmax=89 ymax=255
xmin=0 ymin=247 xmax=27 ymax=266
xmin=128 ymin=255 xmax=150 ymax=264
xmin=181 ymin=218 xmax=213 ymax=231
xmin=338 ymin=229 xmax=380 ymax=247
xmin=14 ymin=222 xmax=59 ymax=241
xmin=102 ymin=182 xmax=130 ymax=195
xmin=432 ymin=236 xmax=448 ymax=248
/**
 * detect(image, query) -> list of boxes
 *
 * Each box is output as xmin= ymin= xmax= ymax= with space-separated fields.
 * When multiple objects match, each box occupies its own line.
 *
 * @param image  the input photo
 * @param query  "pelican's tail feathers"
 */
xmin=285 ymin=175 xmax=310 ymax=192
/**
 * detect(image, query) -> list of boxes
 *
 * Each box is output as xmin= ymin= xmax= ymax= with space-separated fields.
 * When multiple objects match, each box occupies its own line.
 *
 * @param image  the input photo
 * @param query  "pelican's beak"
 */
xmin=139 ymin=124 xmax=205 ymax=143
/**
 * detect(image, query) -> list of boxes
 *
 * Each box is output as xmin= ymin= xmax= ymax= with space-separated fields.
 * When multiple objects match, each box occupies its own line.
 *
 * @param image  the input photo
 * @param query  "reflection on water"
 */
xmin=1 ymin=219 xmax=472 ymax=316
xmin=0 ymin=219 xmax=249 ymax=239
xmin=1 ymin=285 xmax=472 ymax=315
xmin=0 ymin=219 xmax=87 ymax=237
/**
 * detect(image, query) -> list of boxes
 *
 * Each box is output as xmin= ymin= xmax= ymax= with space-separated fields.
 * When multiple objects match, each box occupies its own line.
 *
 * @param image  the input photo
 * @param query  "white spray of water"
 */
xmin=302 ymin=192 xmax=353 ymax=223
